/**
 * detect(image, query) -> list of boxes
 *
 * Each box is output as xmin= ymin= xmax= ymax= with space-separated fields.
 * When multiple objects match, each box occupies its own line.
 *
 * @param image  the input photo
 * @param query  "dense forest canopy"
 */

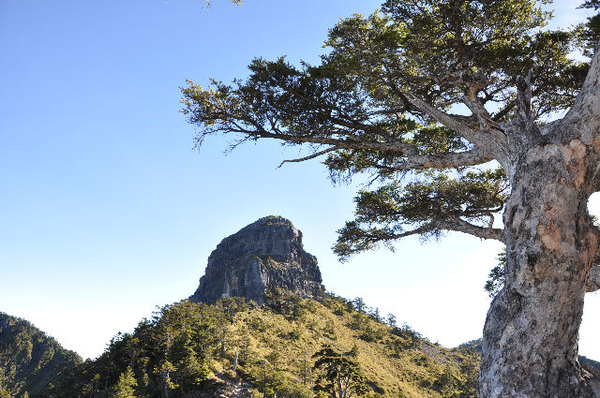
xmin=0 ymin=313 xmax=81 ymax=397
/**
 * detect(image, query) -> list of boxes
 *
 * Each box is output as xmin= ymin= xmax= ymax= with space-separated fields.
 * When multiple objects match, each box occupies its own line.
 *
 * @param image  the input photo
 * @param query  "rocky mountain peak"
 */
xmin=190 ymin=216 xmax=324 ymax=304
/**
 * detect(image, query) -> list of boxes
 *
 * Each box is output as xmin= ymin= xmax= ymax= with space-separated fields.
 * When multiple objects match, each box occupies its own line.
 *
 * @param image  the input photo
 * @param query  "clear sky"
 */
xmin=1 ymin=0 xmax=598 ymax=361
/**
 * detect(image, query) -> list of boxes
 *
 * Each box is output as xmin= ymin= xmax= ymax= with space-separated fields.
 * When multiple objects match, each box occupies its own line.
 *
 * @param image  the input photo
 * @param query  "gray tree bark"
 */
xmin=478 ymin=135 xmax=600 ymax=396
xmin=476 ymin=42 xmax=600 ymax=398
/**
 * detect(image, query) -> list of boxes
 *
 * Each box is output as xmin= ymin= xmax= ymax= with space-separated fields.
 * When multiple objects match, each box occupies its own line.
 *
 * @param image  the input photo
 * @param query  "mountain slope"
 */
xmin=43 ymin=292 xmax=479 ymax=398
xmin=0 ymin=313 xmax=81 ymax=397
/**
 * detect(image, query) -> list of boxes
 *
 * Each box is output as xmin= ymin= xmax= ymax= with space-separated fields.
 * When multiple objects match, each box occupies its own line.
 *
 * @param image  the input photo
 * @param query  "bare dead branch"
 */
xmin=278 ymin=147 xmax=339 ymax=168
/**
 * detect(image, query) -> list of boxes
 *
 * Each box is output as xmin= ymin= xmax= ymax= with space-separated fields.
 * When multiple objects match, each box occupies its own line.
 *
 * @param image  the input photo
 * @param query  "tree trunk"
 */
xmin=478 ymin=137 xmax=600 ymax=397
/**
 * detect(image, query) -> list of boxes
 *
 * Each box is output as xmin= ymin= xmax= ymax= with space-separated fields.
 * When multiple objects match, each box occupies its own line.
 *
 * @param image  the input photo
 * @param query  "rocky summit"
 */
xmin=190 ymin=216 xmax=324 ymax=304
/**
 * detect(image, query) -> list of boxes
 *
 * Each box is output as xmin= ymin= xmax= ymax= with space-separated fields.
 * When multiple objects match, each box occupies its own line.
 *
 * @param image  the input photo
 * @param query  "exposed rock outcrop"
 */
xmin=190 ymin=216 xmax=324 ymax=304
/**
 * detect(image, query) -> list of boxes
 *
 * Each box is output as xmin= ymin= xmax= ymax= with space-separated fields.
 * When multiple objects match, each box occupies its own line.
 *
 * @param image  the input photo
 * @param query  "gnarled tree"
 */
xmin=182 ymin=1 xmax=600 ymax=396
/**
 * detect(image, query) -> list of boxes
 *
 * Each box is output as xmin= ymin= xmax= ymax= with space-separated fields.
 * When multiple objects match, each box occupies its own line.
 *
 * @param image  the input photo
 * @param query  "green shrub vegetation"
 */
xmin=39 ymin=292 xmax=479 ymax=398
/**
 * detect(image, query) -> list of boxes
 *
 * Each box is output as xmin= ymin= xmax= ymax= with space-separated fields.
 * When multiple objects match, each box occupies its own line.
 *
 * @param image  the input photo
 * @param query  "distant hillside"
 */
xmin=0 ymin=312 xmax=81 ymax=397
xmin=43 ymin=292 xmax=480 ymax=398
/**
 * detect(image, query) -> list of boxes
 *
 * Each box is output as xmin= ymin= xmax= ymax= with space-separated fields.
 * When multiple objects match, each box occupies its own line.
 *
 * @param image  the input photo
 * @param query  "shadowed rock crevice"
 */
xmin=190 ymin=216 xmax=324 ymax=304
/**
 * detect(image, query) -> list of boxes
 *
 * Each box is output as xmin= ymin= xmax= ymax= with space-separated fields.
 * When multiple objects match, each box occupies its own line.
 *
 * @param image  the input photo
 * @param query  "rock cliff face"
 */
xmin=190 ymin=216 xmax=324 ymax=304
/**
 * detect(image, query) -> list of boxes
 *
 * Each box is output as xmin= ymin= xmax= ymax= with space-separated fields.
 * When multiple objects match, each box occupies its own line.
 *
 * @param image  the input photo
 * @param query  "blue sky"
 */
xmin=1 ymin=0 xmax=598 ymax=361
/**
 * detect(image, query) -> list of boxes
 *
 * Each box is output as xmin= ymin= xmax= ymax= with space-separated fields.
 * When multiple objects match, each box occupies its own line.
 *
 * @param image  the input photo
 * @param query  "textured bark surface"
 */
xmin=589 ymin=265 xmax=600 ymax=292
xmin=476 ymin=44 xmax=600 ymax=397
xmin=478 ymin=135 xmax=600 ymax=397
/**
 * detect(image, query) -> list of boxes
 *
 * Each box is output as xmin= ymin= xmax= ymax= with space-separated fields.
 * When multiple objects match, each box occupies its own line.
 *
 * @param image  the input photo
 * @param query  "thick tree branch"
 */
xmin=515 ymin=71 xmax=541 ymax=137
xmin=403 ymin=92 xmax=508 ymax=164
xmin=404 ymin=93 xmax=476 ymax=139
xmin=493 ymin=100 xmax=517 ymax=123
xmin=438 ymin=218 xmax=505 ymax=243
xmin=376 ymin=148 xmax=494 ymax=171
xmin=574 ymin=46 xmax=600 ymax=111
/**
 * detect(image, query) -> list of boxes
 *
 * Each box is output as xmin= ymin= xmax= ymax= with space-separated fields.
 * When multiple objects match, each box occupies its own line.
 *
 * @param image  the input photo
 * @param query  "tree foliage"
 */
xmin=181 ymin=0 xmax=585 ymax=257
xmin=0 ymin=313 xmax=81 ymax=397
xmin=483 ymin=250 xmax=506 ymax=298
xmin=203 ymin=0 xmax=242 ymax=8
xmin=576 ymin=0 xmax=600 ymax=56
xmin=312 ymin=345 xmax=369 ymax=398
xmin=110 ymin=367 xmax=138 ymax=398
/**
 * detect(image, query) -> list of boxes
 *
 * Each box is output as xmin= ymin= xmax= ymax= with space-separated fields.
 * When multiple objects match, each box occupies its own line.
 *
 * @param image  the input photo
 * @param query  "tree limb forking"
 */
xmin=402 ymin=92 xmax=509 ymax=164
xmin=462 ymin=96 xmax=502 ymax=133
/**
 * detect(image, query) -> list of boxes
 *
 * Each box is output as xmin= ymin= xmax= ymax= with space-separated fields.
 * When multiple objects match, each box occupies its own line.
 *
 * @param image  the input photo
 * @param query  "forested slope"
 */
xmin=4 ymin=292 xmax=598 ymax=398
xmin=42 ymin=292 xmax=479 ymax=398
xmin=0 ymin=313 xmax=81 ymax=397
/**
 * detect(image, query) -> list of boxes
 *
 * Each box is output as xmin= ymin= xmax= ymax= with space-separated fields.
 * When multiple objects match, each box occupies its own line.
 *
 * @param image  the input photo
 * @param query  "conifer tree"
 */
xmin=313 ymin=345 xmax=369 ymax=398
xmin=110 ymin=367 xmax=137 ymax=398
xmin=0 ymin=390 xmax=13 ymax=398
xmin=182 ymin=1 xmax=600 ymax=396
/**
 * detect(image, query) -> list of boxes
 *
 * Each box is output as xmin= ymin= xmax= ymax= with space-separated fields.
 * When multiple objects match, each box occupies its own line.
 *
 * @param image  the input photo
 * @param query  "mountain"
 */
xmin=190 ymin=216 xmax=324 ymax=305
xmin=42 ymin=293 xmax=480 ymax=398
xmin=4 ymin=215 xmax=597 ymax=397
xmin=0 ymin=313 xmax=81 ymax=397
